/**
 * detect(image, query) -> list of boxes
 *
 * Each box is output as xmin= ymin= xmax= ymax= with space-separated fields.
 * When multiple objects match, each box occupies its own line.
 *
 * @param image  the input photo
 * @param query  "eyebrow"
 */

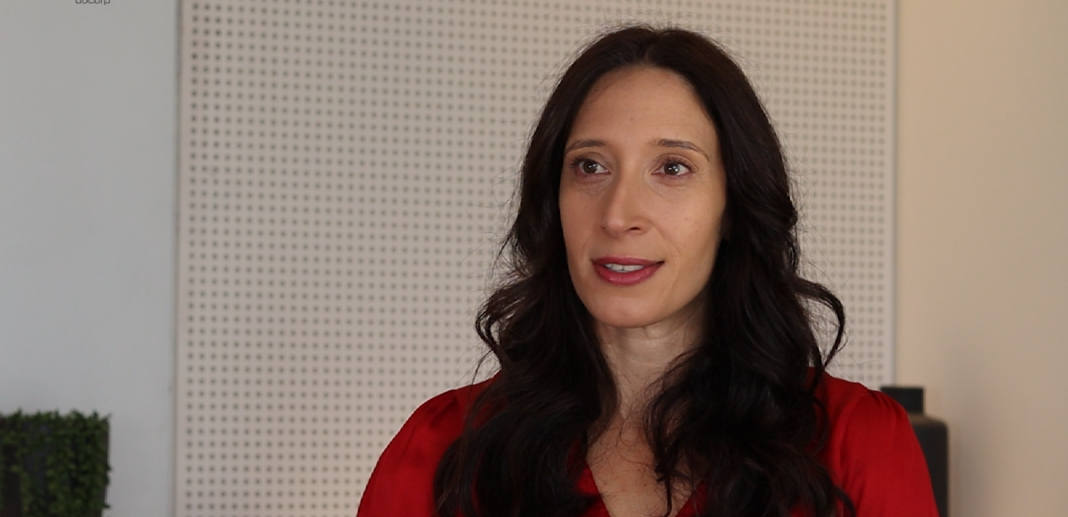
xmin=654 ymin=139 xmax=711 ymax=161
xmin=563 ymin=139 xmax=604 ymax=154
xmin=563 ymin=138 xmax=711 ymax=161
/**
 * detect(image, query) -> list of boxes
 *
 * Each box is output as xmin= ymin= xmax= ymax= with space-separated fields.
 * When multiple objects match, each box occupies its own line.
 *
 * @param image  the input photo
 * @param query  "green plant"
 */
xmin=0 ymin=411 xmax=110 ymax=517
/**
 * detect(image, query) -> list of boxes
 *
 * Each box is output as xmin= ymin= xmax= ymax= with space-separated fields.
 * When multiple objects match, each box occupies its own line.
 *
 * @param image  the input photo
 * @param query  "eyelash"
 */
xmin=567 ymin=157 xmax=696 ymax=177
xmin=659 ymin=159 xmax=695 ymax=177
xmin=568 ymin=158 xmax=607 ymax=175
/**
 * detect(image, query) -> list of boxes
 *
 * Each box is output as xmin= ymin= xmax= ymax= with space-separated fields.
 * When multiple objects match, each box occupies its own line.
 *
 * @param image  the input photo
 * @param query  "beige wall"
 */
xmin=897 ymin=0 xmax=1068 ymax=514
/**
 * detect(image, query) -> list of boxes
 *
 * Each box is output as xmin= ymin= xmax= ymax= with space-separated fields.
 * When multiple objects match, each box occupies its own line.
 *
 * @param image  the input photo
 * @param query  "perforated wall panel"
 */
xmin=177 ymin=1 xmax=896 ymax=515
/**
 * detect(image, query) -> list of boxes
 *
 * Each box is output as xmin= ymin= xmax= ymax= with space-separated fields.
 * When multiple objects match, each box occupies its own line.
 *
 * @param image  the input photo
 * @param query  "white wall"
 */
xmin=0 ymin=1 xmax=177 ymax=516
xmin=897 ymin=0 xmax=1068 ymax=515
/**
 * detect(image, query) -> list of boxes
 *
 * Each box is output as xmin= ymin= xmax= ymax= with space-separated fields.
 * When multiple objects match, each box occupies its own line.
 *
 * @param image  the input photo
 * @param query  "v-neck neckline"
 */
xmin=576 ymin=462 xmax=701 ymax=517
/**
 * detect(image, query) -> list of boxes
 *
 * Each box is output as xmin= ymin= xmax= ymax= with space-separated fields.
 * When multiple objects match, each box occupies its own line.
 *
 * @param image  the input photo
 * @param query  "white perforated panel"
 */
xmin=176 ymin=1 xmax=895 ymax=515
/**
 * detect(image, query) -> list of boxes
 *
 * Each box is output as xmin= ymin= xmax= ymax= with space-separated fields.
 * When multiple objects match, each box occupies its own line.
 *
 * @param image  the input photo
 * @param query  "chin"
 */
xmin=586 ymin=306 xmax=662 ymax=331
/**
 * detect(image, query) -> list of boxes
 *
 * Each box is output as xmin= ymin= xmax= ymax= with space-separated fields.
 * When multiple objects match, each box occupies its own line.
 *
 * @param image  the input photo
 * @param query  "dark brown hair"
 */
xmin=434 ymin=26 xmax=851 ymax=517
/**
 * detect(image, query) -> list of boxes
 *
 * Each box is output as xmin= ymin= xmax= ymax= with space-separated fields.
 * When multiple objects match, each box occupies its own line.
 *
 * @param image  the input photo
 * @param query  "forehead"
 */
xmin=587 ymin=65 xmax=695 ymax=97
xmin=568 ymin=66 xmax=717 ymax=147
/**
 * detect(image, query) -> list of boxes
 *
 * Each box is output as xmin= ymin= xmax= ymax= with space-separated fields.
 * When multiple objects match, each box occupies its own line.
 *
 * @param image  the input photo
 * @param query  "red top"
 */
xmin=357 ymin=374 xmax=939 ymax=517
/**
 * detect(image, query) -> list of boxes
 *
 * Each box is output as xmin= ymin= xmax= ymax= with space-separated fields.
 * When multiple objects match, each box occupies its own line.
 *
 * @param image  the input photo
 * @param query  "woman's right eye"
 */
xmin=572 ymin=158 xmax=607 ymax=175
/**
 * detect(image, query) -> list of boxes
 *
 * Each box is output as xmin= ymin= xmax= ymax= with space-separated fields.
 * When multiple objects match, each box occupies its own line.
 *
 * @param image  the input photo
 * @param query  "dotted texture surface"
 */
xmin=176 ymin=1 xmax=896 ymax=515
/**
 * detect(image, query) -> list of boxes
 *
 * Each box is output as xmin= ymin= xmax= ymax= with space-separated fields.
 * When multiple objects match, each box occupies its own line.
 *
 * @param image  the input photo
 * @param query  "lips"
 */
xmin=592 ymin=256 xmax=663 ymax=286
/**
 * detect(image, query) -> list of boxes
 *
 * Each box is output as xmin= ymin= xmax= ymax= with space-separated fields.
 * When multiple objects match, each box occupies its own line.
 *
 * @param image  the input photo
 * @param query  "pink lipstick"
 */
xmin=592 ymin=256 xmax=662 ymax=286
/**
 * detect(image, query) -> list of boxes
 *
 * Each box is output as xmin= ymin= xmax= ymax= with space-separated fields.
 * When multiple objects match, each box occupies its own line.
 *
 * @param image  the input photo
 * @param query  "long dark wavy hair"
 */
xmin=434 ymin=26 xmax=852 ymax=517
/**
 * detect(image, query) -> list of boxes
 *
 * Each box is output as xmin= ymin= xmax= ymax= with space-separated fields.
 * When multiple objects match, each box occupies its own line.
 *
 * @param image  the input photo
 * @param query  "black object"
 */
xmin=881 ymin=386 xmax=948 ymax=517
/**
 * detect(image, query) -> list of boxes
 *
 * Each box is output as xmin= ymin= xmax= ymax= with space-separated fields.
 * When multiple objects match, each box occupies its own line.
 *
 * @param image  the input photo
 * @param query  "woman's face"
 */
xmin=559 ymin=66 xmax=728 ymax=335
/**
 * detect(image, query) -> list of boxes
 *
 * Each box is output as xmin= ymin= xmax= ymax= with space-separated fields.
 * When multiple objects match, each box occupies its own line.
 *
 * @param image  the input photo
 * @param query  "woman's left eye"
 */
xmin=660 ymin=161 xmax=692 ymax=176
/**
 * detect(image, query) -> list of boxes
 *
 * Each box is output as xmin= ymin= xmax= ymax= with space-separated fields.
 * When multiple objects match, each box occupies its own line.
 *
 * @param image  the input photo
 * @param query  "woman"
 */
xmin=358 ymin=26 xmax=937 ymax=517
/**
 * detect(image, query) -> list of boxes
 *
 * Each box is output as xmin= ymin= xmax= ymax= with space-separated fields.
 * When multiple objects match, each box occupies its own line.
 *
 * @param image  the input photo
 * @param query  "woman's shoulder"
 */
xmin=357 ymin=378 xmax=493 ymax=517
xmin=813 ymin=373 xmax=939 ymax=517
xmin=386 ymin=378 xmax=491 ymax=453
xmin=814 ymin=372 xmax=918 ymax=462
xmin=814 ymin=372 xmax=903 ymax=424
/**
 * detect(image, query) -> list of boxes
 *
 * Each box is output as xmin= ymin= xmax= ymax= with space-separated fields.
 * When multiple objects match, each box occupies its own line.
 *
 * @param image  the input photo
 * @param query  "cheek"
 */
xmin=558 ymin=194 xmax=587 ymax=250
xmin=671 ymin=206 xmax=726 ymax=268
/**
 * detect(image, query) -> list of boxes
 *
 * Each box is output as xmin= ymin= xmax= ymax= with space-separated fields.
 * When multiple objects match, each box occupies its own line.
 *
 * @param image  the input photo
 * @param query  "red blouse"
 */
xmin=357 ymin=374 xmax=939 ymax=516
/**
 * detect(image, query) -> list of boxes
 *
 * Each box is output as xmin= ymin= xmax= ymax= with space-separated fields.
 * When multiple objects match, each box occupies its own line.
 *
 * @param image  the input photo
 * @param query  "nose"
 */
xmin=600 ymin=173 xmax=648 ymax=237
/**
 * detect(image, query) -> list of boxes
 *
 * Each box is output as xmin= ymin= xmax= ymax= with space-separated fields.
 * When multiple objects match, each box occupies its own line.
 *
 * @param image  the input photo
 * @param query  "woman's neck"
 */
xmin=596 ymin=319 xmax=700 ymax=418
xmin=589 ymin=321 xmax=699 ymax=517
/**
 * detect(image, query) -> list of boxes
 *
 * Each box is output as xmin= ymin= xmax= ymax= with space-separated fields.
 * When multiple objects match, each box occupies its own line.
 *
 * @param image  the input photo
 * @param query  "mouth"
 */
xmin=592 ymin=257 xmax=663 ymax=286
xmin=602 ymin=263 xmax=646 ymax=273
